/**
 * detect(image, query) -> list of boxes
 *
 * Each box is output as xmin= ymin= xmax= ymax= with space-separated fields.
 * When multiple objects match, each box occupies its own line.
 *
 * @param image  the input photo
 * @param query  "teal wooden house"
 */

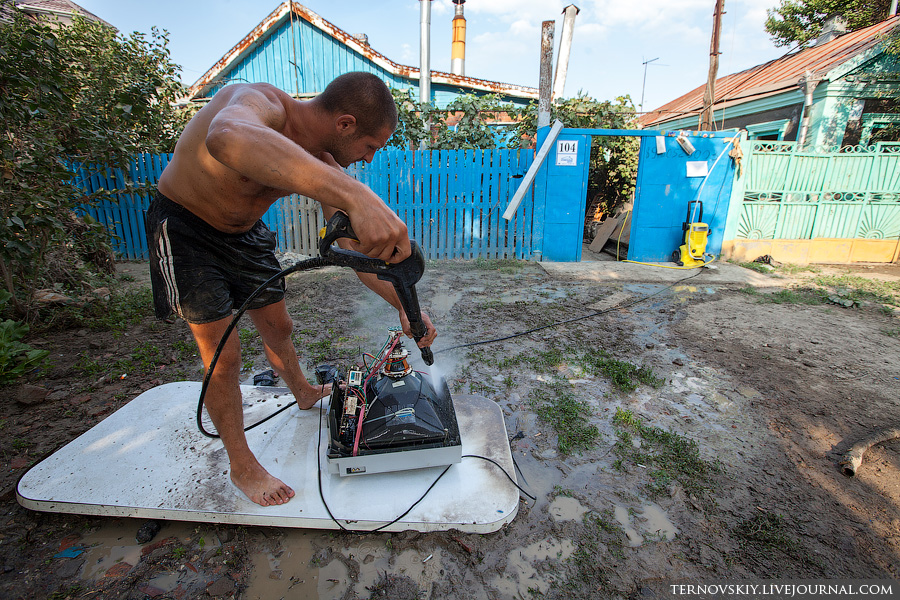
xmin=640 ymin=16 xmax=899 ymax=151
xmin=184 ymin=1 xmax=538 ymax=110
xmin=639 ymin=16 xmax=900 ymax=265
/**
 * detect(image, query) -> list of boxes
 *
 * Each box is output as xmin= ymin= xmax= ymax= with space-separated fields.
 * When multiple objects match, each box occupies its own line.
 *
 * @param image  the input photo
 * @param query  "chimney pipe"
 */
xmin=552 ymin=5 xmax=579 ymax=100
xmin=419 ymin=0 xmax=432 ymax=105
xmin=451 ymin=0 xmax=466 ymax=76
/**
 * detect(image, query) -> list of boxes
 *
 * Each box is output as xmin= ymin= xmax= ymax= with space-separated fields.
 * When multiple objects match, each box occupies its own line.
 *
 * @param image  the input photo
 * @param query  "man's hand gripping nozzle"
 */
xmin=318 ymin=212 xmax=434 ymax=365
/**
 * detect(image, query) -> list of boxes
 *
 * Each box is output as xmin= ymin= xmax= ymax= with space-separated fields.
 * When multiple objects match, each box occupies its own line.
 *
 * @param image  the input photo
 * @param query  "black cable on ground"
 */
xmin=462 ymin=454 xmax=537 ymax=502
xmin=435 ymin=268 xmax=706 ymax=356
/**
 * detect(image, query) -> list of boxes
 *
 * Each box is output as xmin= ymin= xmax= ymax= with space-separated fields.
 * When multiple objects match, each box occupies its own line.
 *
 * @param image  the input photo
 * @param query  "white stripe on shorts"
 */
xmin=157 ymin=219 xmax=182 ymax=316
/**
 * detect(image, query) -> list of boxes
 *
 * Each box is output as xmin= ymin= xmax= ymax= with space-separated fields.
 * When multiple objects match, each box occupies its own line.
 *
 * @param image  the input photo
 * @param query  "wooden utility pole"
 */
xmin=699 ymin=0 xmax=724 ymax=131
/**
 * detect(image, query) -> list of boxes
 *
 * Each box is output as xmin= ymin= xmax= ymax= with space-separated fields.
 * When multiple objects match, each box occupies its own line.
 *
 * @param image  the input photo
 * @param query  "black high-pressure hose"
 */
xmin=196 ymin=256 xmax=328 ymax=438
xmin=196 ymin=211 xmax=434 ymax=438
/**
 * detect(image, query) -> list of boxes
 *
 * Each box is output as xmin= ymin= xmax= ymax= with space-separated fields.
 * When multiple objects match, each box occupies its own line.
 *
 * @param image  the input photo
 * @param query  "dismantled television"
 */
xmin=322 ymin=329 xmax=462 ymax=477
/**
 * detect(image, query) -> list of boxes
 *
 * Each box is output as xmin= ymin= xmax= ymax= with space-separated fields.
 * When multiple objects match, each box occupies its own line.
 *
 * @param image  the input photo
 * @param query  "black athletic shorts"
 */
xmin=145 ymin=192 xmax=285 ymax=324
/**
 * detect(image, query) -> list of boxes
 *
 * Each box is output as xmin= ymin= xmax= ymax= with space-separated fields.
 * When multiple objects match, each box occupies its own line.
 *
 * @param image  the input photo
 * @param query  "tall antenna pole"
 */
xmin=640 ymin=57 xmax=659 ymax=111
xmin=699 ymin=0 xmax=724 ymax=131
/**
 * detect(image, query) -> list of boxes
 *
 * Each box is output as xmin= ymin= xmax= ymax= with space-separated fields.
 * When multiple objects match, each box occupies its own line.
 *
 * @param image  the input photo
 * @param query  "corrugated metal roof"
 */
xmin=639 ymin=16 xmax=899 ymax=128
xmin=187 ymin=1 xmax=538 ymax=102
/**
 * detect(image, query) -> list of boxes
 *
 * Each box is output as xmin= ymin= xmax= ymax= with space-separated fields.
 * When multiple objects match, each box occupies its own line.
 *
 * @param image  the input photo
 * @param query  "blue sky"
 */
xmin=74 ymin=0 xmax=791 ymax=113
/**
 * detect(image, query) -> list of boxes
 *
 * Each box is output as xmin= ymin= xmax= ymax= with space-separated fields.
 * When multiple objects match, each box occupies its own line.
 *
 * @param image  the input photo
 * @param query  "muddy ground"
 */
xmin=2 ymin=257 xmax=899 ymax=599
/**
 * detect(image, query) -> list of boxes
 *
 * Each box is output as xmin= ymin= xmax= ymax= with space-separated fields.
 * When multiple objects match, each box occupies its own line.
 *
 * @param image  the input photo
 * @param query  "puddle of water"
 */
xmin=246 ymin=537 xmax=320 ymax=600
xmin=246 ymin=534 xmax=441 ymax=599
xmin=78 ymin=520 xmax=197 ymax=580
xmin=637 ymin=502 xmax=679 ymax=542
xmin=548 ymin=496 xmax=588 ymax=521
xmin=614 ymin=503 xmax=679 ymax=547
xmin=356 ymin=547 xmax=443 ymax=593
xmin=492 ymin=537 xmax=575 ymax=597
xmin=614 ymin=504 xmax=644 ymax=547
xmin=431 ymin=290 xmax=463 ymax=316
xmin=498 ymin=284 xmax=567 ymax=305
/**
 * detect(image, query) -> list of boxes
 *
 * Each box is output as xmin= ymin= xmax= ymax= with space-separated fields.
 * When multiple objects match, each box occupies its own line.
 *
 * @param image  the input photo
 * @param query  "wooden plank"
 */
xmin=588 ymin=216 xmax=621 ymax=252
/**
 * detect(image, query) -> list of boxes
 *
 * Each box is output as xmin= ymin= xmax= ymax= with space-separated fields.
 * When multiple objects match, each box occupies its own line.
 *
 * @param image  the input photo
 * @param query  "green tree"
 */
xmin=387 ymin=90 xmax=520 ymax=150
xmin=765 ymin=0 xmax=894 ymax=47
xmin=388 ymin=91 xmax=639 ymax=219
xmin=0 ymin=4 xmax=188 ymax=318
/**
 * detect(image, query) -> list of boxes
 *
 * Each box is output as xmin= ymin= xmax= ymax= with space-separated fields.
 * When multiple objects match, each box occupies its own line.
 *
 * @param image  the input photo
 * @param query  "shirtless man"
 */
xmin=147 ymin=72 xmax=437 ymax=507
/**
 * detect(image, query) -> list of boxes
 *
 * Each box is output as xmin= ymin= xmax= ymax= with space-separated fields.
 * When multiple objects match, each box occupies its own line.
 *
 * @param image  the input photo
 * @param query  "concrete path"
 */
xmin=539 ymin=259 xmax=776 ymax=287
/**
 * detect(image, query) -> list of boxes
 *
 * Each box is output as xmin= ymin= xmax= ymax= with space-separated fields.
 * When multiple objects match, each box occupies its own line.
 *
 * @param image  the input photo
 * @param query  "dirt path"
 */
xmin=1 ymin=260 xmax=899 ymax=599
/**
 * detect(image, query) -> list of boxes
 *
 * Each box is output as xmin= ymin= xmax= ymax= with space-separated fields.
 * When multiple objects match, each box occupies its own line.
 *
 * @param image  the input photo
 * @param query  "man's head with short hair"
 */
xmin=316 ymin=72 xmax=398 ymax=137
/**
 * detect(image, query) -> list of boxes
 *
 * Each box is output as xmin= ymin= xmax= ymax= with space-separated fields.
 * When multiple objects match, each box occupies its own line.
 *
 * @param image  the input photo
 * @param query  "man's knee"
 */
xmin=254 ymin=307 xmax=294 ymax=341
xmin=206 ymin=349 xmax=242 ymax=382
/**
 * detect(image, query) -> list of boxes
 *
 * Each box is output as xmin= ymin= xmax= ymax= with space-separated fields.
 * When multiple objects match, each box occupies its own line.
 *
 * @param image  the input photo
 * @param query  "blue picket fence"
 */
xmin=75 ymin=149 xmax=535 ymax=261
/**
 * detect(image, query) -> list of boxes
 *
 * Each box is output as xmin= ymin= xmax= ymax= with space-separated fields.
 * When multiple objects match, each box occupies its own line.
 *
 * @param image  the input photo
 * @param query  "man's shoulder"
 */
xmin=223 ymin=82 xmax=287 ymax=101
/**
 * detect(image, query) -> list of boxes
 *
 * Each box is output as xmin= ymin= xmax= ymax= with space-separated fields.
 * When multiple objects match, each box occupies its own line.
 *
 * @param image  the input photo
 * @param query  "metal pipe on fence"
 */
xmin=419 ymin=0 xmax=432 ymax=106
xmin=552 ymin=5 xmax=579 ymax=101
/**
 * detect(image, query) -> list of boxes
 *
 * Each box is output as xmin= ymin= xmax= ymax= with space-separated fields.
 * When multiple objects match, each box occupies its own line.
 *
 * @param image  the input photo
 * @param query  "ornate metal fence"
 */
xmin=736 ymin=141 xmax=900 ymax=241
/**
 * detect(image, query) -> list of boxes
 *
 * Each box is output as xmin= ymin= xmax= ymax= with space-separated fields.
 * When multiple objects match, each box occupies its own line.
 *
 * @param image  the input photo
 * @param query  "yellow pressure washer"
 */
xmin=672 ymin=200 xmax=711 ymax=268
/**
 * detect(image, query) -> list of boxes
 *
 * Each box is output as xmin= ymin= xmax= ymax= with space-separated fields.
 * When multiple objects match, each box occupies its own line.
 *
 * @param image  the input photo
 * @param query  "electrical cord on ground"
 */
xmin=436 ymin=268 xmax=706 ymax=356
xmin=463 ymin=454 xmax=537 ymax=502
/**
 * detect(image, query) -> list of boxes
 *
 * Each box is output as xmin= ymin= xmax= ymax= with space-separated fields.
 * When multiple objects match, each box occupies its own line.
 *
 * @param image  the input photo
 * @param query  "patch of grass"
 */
xmin=300 ymin=332 xmax=363 ymax=365
xmin=88 ymin=288 xmax=154 ymax=331
xmin=129 ymin=341 xmax=165 ymax=374
xmin=758 ymin=287 xmax=826 ymax=305
xmin=48 ymin=585 xmax=84 ymax=600
xmin=551 ymin=485 xmax=575 ymax=498
xmin=778 ymin=263 xmax=821 ymax=275
xmin=172 ymin=339 xmax=198 ymax=361
xmin=498 ymin=348 xmax=568 ymax=372
xmin=813 ymin=274 xmax=900 ymax=307
xmin=883 ymin=327 xmax=900 ymax=337
xmin=580 ymin=351 xmax=664 ymax=392
xmin=12 ymin=438 xmax=31 ymax=450
xmin=530 ymin=381 xmax=600 ymax=455
xmin=74 ymin=351 xmax=107 ymax=378
xmin=238 ymin=328 xmax=259 ymax=355
xmin=730 ymin=512 xmax=819 ymax=571
xmin=558 ymin=510 xmax=624 ymax=595
xmin=612 ymin=408 xmax=723 ymax=507
xmin=474 ymin=258 xmax=524 ymax=273
xmin=736 ymin=261 xmax=777 ymax=274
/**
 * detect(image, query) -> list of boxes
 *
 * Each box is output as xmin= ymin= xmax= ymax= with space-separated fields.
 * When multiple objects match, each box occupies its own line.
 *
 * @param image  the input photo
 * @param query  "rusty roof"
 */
xmin=187 ymin=1 xmax=539 ymax=102
xmin=638 ymin=16 xmax=899 ymax=128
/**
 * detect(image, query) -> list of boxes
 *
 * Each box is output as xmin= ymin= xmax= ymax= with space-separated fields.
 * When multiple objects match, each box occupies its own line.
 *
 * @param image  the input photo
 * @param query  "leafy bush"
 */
xmin=0 ymin=292 xmax=49 ymax=383
xmin=0 ymin=4 xmax=188 ymax=318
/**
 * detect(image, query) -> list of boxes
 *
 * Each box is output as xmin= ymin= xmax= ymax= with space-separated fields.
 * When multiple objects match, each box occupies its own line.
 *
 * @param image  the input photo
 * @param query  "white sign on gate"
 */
xmin=556 ymin=139 xmax=579 ymax=166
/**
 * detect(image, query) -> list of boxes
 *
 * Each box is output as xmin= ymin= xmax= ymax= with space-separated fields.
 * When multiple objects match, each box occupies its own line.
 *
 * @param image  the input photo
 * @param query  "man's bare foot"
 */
xmin=295 ymin=382 xmax=332 ymax=410
xmin=230 ymin=461 xmax=295 ymax=507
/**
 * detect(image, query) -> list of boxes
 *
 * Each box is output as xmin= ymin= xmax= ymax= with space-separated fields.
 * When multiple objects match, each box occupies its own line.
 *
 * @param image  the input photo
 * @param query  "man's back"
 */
xmin=158 ymin=84 xmax=294 ymax=233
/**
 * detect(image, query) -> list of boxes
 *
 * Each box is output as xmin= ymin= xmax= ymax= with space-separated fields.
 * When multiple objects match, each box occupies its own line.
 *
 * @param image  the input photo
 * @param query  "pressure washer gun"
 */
xmin=318 ymin=211 xmax=434 ymax=366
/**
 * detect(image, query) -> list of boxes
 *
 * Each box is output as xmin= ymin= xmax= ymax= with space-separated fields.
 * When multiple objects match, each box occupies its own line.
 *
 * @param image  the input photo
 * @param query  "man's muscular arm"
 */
xmin=204 ymin=84 xmax=409 ymax=263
